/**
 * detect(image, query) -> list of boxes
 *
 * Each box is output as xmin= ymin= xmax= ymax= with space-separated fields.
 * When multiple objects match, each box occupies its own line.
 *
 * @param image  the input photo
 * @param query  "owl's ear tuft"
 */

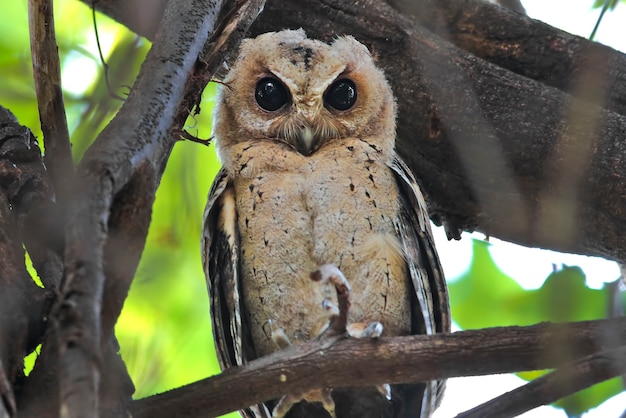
xmin=332 ymin=36 xmax=372 ymax=58
xmin=293 ymin=28 xmax=307 ymax=39
xmin=270 ymin=28 xmax=308 ymax=46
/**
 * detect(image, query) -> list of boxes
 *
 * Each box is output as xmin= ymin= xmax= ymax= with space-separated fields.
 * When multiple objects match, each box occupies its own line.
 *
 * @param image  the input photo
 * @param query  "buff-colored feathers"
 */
xmin=214 ymin=29 xmax=397 ymax=175
xmin=204 ymin=29 xmax=449 ymax=418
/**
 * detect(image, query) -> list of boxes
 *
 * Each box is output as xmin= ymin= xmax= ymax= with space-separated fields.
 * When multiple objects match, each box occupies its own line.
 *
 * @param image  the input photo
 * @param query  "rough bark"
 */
xmin=28 ymin=0 xmax=74 ymax=207
xmin=248 ymin=0 xmax=626 ymax=260
xmin=130 ymin=317 xmax=626 ymax=418
xmin=0 ymin=106 xmax=53 ymax=417
xmin=82 ymin=0 xmax=626 ymax=263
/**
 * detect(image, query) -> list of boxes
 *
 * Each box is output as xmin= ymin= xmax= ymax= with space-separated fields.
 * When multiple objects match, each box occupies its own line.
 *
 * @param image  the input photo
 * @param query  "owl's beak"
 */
xmin=296 ymin=126 xmax=316 ymax=156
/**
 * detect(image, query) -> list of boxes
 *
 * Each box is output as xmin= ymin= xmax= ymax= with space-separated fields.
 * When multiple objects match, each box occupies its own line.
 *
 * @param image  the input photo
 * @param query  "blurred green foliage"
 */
xmin=2 ymin=1 xmax=623 ymax=417
xmin=450 ymin=240 xmax=624 ymax=416
xmin=591 ymin=0 xmax=622 ymax=11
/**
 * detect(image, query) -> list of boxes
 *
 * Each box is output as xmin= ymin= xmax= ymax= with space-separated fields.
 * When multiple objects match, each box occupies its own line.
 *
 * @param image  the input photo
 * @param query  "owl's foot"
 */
xmin=268 ymin=320 xmax=336 ymax=418
xmin=311 ymin=265 xmax=392 ymax=404
xmin=348 ymin=320 xmax=384 ymax=338
xmin=311 ymin=264 xmax=385 ymax=340
xmin=310 ymin=264 xmax=351 ymax=335
xmin=268 ymin=319 xmax=292 ymax=349
xmin=272 ymin=387 xmax=336 ymax=418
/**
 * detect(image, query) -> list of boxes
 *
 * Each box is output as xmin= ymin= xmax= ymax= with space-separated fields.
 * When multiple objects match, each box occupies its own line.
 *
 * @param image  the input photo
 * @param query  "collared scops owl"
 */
xmin=202 ymin=29 xmax=450 ymax=418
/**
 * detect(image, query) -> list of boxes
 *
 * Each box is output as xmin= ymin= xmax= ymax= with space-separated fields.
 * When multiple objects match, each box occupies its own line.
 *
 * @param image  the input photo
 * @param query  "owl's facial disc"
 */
xmin=263 ymin=76 xmax=358 ymax=156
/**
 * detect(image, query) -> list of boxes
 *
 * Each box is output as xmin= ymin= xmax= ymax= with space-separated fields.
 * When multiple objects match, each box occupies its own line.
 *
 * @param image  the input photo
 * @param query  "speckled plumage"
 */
xmin=202 ymin=29 xmax=450 ymax=418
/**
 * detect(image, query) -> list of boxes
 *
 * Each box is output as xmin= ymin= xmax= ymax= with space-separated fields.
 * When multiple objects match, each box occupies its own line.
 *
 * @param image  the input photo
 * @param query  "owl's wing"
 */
xmin=202 ymin=168 xmax=271 ymax=418
xmin=389 ymin=156 xmax=451 ymax=417
xmin=202 ymin=168 xmax=243 ymax=368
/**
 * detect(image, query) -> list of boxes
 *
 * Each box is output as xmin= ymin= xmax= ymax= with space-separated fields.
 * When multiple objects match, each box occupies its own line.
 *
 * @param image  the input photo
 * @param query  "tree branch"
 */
xmin=0 ymin=106 xmax=52 ymax=417
xmin=249 ymin=0 xmax=626 ymax=262
xmin=130 ymin=318 xmax=626 ymax=418
xmin=78 ymin=0 xmax=626 ymax=263
xmin=28 ymin=0 xmax=74 ymax=206
xmin=457 ymin=345 xmax=626 ymax=418
xmin=29 ymin=0 xmax=266 ymax=416
xmin=84 ymin=0 xmax=168 ymax=40
xmin=389 ymin=0 xmax=626 ymax=116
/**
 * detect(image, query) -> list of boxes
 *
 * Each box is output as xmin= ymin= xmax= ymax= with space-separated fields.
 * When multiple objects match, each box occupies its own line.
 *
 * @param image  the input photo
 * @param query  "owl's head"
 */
xmin=213 ymin=29 xmax=397 ymax=163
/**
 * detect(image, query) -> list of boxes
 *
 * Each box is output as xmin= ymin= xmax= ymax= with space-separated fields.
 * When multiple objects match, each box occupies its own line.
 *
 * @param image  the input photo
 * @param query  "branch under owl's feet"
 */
xmin=129 ymin=318 xmax=626 ymax=418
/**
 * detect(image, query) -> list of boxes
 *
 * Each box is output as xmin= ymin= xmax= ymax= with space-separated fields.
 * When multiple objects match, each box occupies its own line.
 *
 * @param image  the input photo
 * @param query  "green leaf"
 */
xmin=449 ymin=239 xmax=529 ymax=329
xmin=556 ymin=377 xmax=623 ymax=417
xmin=591 ymin=0 xmax=620 ymax=10
xmin=449 ymin=241 xmax=622 ymax=416
xmin=535 ymin=266 xmax=607 ymax=323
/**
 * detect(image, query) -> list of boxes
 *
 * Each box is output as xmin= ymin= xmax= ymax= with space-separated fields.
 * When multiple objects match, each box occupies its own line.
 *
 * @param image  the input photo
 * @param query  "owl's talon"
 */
xmin=311 ymin=264 xmax=351 ymax=334
xmin=377 ymin=383 xmax=392 ymax=401
xmin=346 ymin=321 xmax=384 ymax=338
xmin=360 ymin=321 xmax=383 ymax=339
xmin=322 ymin=299 xmax=340 ymax=316
xmin=319 ymin=388 xmax=336 ymax=418
xmin=272 ymin=394 xmax=295 ymax=418
xmin=269 ymin=319 xmax=291 ymax=349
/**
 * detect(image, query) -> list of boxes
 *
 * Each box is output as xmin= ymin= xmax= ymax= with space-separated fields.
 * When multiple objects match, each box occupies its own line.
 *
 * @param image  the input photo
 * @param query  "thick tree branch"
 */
xmin=82 ymin=0 xmax=626 ymax=118
xmin=0 ymin=106 xmax=52 ymax=417
xmin=0 ymin=188 xmax=22 ymax=418
xmin=78 ymin=0 xmax=626 ymax=263
xmin=249 ymin=0 xmax=626 ymax=262
xmin=0 ymin=106 xmax=62 ymax=292
xmin=390 ymin=0 xmax=626 ymax=116
xmin=25 ymin=1 xmax=266 ymax=417
xmin=130 ymin=318 xmax=626 ymax=418
xmin=28 ymin=0 xmax=74 ymax=206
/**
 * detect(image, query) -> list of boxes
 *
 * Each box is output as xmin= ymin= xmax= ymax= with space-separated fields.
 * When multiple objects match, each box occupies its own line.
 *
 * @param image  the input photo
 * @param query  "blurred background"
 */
xmin=2 ymin=0 xmax=625 ymax=416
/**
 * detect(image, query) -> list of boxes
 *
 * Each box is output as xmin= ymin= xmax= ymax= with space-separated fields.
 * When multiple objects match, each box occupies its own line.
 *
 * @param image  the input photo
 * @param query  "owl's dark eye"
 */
xmin=255 ymin=77 xmax=289 ymax=111
xmin=324 ymin=79 xmax=357 ymax=111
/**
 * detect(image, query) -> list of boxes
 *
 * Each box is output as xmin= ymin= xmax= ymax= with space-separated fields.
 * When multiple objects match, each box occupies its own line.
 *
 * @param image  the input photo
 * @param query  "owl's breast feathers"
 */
xmin=203 ymin=137 xmax=450 ymax=417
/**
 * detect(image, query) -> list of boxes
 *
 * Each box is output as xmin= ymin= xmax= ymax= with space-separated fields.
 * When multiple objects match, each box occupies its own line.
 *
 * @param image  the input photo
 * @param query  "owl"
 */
xmin=202 ymin=29 xmax=450 ymax=418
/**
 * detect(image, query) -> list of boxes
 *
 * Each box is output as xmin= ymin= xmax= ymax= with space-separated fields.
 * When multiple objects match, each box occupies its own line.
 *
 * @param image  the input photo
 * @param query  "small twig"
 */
xmin=590 ymin=0 xmax=617 ymax=41
xmin=27 ymin=0 xmax=74 ymax=206
xmin=210 ymin=78 xmax=233 ymax=89
xmin=177 ymin=129 xmax=213 ymax=146
xmin=91 ymin=0 xmax=126 ymax=101
xmin=457 ymin=345 xmax=626 ymax=418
